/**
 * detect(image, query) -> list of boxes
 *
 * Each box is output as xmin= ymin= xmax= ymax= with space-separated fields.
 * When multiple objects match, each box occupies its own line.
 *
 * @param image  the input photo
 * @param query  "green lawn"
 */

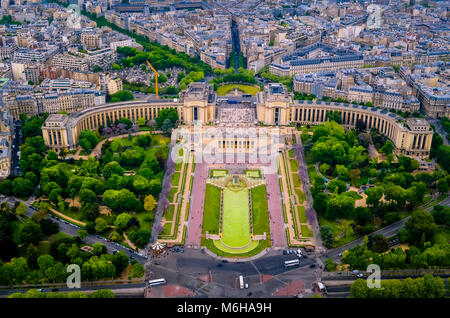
xmin=221 ymin=188 xmax=251 ymax=248
xmin=295 ymin=188 xmax=306 ymax=204
xmin=210 ymin=169 xmax=228 ymax=178
xmin=172 ymin=172 xmax=180 ymax=187
xmin=292 ymin=173 xmax=301 ymax=187
xmin=216 ymin=84 xmax=260 ymax=96
xmin=168 ymin=187 xmax=178 ymax=203
xmin=297 ymin=206 xmax=307 ymax=223
xmin=290 ymin=159 xmax=299 ymax=172
xmin=165 ymin=204 xmax=175 ymax=221
xmin=244 ymin=170 xmax=261 ymax=178
xmin=214 ymin=240 xmax=258 ymax=254
xmin=161 ymin=222 xmax=172 ymax=236
xmin=288 ymin=149 xmax=294 ymax=158
xmin=202 ymin=184 xmax=221 ymax=234
xmin=206 ymin=238 xmax=270 ymax=258
xmin=319 ymin=217 xmax=359 ymax=247
xmin=251 ymin=186 xmax=270 ymax=235
xmin=301 ymin=224 xmax=313 ymax=238
xmin=59 ymin=205 xmax=87 ymax=222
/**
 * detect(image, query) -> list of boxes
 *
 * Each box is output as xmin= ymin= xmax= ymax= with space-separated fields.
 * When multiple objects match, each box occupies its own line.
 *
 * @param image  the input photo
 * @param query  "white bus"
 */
xmin=284 ymin=259 xmax=300 ymax=267
xmin=148 ymin=278 xmax=166 ymax=286
xmin=239 ymin=275 xmax=244 ymax=289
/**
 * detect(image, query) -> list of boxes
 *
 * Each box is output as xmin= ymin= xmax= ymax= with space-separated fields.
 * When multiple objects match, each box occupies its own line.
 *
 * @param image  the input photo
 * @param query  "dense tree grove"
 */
xmin=155 ymin=108 xmax=179 ymax=136
xmin=350 ymin=274 xmax=446 ymax=298
xmin=78 ymin=130 xmax=100 ymax=153
xmin=8 ymin=289 xmax=116 ymax=298
xmin=343 ymin=239 xmax=449 ymax=271
xmin=20 ymin=114 xmax=48 ymax=140
xmin=109 ymin=90 xmax=134 ymax=103
xmin=210 ymin=68 xmax=257 ymax=87
xmin=0 ymin=118 xmax=166 ymax=249
xmin=0 ymin=200 xmax=137 ymax=285
xmin=115 ymin=45 xmax=211 ymax=76
xmin=303 ymin=117 xmax=448 ymax=249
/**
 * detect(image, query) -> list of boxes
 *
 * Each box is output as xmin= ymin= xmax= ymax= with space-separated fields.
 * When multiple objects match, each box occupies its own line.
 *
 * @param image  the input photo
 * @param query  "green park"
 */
xmin=202 ymin=170 xmax=271 ymax=257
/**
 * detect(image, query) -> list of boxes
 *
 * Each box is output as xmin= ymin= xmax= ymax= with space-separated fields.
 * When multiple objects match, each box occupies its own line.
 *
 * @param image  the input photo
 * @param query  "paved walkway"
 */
xmin=295 ymin=132 xmax=323 ymax=250
xmin=278 ymin=151 xmax=312 ymax=246
xmin=265 ymin=172 xmax=286 ymax=248
xmin=123 ymin=232 xmax=141 ymax=252
xmin=285 ymin=150 xmax=311 ymax=231
xmin=185 ymin=162 xmax=208 ymax=247
xmin=49 ymin=207 xmax=86 ymax=227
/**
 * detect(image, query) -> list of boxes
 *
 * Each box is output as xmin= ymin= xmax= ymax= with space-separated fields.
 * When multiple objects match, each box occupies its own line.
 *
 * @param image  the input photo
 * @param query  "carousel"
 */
xmin=151 ymin=242 xmax=166 ymax=255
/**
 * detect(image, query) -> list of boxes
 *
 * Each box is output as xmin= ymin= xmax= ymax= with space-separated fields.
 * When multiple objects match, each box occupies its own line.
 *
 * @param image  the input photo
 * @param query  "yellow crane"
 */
xmin=146 ymin=60 xmax=159 ymax=99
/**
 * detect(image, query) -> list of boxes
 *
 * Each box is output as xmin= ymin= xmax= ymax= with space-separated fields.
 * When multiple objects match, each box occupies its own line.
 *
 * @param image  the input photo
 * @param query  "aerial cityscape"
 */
xmin=0 ymin=0 xmax=449 ymax=302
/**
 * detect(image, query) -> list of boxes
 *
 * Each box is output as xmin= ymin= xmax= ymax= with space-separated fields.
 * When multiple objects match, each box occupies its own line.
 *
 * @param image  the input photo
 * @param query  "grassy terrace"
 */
xmin=159 ymin=147 xmax=191 ymax=241
xmin=202 ymin=184 xmax=221 ymax=235
xmin=202 ymin=172 xmax=271 ymax=258
xmin=210 ymin=169 xmax=228 ymax=178
xmin=221 ymin=188 xmax=250 ymax=248
xmin=244 ymin=169 xmax=262 ymax=178
xmin=282 ymin=149 xmax=311 ymax=242
xmin=205 ymin=239 xmax=270 ymax=258
xmin=297 ymin=206 xmax=307 ymax=223
xmin=251 ymin=185 xmax=270 ymax=235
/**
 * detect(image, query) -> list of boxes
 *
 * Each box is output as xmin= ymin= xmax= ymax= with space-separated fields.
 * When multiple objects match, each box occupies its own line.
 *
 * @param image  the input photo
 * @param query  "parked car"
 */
xmin=309 ymin=264 xmax=316 ymax=268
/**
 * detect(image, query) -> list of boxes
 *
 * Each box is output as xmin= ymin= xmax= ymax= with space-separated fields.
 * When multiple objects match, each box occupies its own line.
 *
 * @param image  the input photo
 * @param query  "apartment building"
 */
xmin=50 ymin=53 xmax=89 ymax=72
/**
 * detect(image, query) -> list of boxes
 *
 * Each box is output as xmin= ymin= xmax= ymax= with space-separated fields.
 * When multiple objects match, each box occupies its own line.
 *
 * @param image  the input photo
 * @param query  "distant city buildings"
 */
xmin=401 ymin=62 xmax=450 ymax=118
xmin=294 ymin=67 xmax=421 ymax=112
xmin=0 ymin=0 xmax=447 ymax=179
xmin=271 ymin=43 xmax=364 ymax=76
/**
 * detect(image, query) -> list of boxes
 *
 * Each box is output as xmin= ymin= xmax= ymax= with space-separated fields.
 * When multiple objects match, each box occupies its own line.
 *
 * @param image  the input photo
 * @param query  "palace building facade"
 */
xmin=42 ymin=83 xmax=433 ymax=158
